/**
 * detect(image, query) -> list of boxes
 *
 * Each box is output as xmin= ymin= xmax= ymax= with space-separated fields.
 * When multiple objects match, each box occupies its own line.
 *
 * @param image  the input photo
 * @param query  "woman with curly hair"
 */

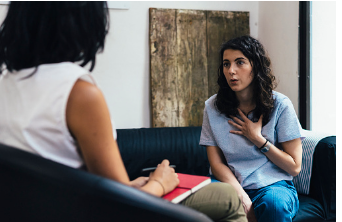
xmin=200 ymin=35 xmax=304 ymax=222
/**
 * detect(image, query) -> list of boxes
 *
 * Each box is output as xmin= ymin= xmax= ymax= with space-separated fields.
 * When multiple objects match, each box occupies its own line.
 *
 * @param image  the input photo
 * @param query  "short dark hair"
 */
xmin=0 ymin=1 xmax=109 ymax=75
xmin=215 ymin=35 xmax=277 ymax=126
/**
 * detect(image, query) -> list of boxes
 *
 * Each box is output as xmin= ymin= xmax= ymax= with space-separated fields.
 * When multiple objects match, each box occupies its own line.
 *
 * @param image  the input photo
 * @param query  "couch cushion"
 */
xmin=309 ymin=136 xmax=336 ymax=221
xmin=293 ymin=194 xmax=325 ymax=222
xmin=293 ymin=130 xmax=331 ymax=195
xmin=117 ymin=127 xmax=209 ymax=180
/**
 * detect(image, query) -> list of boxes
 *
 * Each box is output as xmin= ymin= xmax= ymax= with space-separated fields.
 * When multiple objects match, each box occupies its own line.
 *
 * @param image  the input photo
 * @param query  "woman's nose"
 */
xmin=228 ymin=65 xmax=235 ymax=75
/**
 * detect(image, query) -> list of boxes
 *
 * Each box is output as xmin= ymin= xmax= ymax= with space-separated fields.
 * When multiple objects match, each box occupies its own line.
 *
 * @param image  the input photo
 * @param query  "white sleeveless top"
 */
xmin=0 ymin=62 xmax=116 ymax=168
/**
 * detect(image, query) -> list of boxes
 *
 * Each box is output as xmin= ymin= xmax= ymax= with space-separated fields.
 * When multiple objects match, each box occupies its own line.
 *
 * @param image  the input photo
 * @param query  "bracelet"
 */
xmin=151 ymin=179 xmax=165 ymax=196
xmin=258 ymin=139 xmax=268 ymax=149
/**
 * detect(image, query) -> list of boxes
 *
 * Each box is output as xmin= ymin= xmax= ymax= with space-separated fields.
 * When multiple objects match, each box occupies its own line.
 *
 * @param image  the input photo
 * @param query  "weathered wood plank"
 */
xmin=207 ymin=11 xmax=250 ymax=98
xmin=150 ymin=9 xmax=249 ymax=127
xmin=176 ymin=10 xmax=208 ymax=126
xmin=150 ymin=8 xmax=178 ymax=127
xmin=234 ymin=12 xmax=250 ymax=37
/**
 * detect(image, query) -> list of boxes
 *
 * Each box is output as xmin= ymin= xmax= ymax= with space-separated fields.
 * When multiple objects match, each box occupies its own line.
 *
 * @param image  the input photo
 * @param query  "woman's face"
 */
xmin=223 ymin=49 xmax=254 ymax=95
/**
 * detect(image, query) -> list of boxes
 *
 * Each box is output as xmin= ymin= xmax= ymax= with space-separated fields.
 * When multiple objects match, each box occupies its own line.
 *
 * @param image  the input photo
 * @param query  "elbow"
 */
xmin=290 ymin=165 xmax=302 ymax=177
xmin=210 ymin=164 xmax=220 ymax=175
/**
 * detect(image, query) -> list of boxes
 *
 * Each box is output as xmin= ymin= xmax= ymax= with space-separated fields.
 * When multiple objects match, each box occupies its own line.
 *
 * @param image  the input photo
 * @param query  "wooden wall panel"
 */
xmin=150 ymin=8 xmax=178 ymax=127
xmin=176 ymin=10 xmax=208 ymax=127
xmin=150 ymin=9 xmax=249 ymax=127
xmin=207 ymin=11 xmax=250 ymax=98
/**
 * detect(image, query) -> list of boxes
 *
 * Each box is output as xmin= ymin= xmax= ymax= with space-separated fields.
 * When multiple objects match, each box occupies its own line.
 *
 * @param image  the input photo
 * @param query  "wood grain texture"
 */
xmin=207 ymin=11 xmax=250 ymax=98
xmin=176 ymin=10 xmax=208 ymax=127
xmin=150 ymin=9 xmax=249 ymax=127
xmin=150 ymin=8 xmax=178 ymax=127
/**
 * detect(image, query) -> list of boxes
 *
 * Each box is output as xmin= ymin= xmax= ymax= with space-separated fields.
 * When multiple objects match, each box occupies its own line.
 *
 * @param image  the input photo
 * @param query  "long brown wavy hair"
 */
xmin=214 ymin=35 xmax=277 ymax=126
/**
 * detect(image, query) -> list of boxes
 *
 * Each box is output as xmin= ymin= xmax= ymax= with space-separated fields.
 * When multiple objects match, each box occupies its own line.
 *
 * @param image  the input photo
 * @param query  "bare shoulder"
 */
xmin=66 ymin=79 xmax=111 ymax=137
xmin=68 ymin=79 xmax=104 ymax=106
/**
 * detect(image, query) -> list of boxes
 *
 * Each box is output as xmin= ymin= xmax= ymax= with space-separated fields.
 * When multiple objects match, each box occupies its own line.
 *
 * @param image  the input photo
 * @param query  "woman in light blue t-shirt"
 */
xmin=200 ymin=35 xmax=304 ymax=222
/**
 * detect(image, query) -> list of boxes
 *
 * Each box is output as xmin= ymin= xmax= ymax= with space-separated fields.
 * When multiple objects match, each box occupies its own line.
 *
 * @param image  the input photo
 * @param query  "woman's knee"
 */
xmin=210 ymin=183 xmax=240 ymax=204
xmin=254 ymin=188 xmax=294 ymax=218
xmin=181 ymin=182 xmax=246 ymax=221
xmin=209 ymin=183 xmax=245 ymax=216
xmin=206 ymin=183 xmax=247 ymax=222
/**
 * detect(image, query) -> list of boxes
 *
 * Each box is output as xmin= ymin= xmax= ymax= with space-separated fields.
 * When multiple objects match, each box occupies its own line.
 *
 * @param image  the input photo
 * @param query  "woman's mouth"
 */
xmin=230 ymin=79 xmax=238 ymax=84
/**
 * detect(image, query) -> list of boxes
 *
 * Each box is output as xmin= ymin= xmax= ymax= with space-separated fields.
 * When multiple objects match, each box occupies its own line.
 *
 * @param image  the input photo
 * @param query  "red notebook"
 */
xmin=162 ymin=173 xmax=211 ymax=203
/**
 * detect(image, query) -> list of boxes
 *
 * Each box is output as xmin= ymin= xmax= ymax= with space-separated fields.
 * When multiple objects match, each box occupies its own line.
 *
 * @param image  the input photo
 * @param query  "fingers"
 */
xmin=258 ymin=114 xmax=263 ymax=123
xmin=228 ymin=116 xmax=244 ymax=135
xmin=237 ymin=108 xmax=249 ymax=121
xmin=130 ymin=177 xmax=149 ymax=188
xmin=229 ymin=115 xmax=244 ymax=126
xmin=229 ymin=130 xmax=243 ymax=135
xmin=151 ymin=160 xmax=179 ymax=194
xmin=228 ymin=120 xmax=242 ymax=130
xmin=161 ymin=159 xmax=170 ymax=166
xmin=159 ymin=160 xmax=175 ymax=172
xmin=160 ymin=159 xmax=177 ymax=172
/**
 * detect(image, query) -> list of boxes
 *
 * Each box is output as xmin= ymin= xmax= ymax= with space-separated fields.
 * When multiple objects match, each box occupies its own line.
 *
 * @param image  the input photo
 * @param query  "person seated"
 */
xmin=200 ymin=35 xmax=304 ymax=222
xmin=0 ymin=2 xmax=246 ymax=222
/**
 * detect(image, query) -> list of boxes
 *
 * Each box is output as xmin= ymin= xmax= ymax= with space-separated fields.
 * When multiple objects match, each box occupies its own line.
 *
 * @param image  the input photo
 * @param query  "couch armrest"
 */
xmin=0 ymin=143 xmax=213 ymax=222
xmin=308 ymin=136 xmax=336 ymax=221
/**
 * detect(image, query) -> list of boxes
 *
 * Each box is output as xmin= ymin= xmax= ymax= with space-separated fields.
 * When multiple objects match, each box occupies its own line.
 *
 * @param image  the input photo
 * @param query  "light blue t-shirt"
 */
xmin=200 ymin=91 xmax=305 ymax=189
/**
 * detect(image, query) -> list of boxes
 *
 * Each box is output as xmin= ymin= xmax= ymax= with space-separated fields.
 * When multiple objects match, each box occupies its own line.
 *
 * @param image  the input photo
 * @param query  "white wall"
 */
xmin=0 ymin=4 xmax=6 ymax=21
xmin=311 ymin=1 xmax=336 ymax=135
xmin=0 ymin=2 xmax=301 ymax=129
xmin=258 ymin=1 xmax=299 ymax=115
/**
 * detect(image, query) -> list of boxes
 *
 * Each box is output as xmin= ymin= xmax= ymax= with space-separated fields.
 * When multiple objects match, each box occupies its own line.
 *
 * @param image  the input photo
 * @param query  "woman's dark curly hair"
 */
xmin=215 ymin=35 xmax=277 ymax=126
xmin=0 ymin=1 xmax=109 ymax=75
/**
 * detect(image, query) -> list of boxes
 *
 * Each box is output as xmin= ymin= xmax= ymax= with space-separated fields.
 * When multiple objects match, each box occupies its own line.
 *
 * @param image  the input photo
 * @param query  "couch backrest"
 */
xmin=309 ymin=136 xmax=336 ymax=220
xmin=293 ymin=130 xmax=335 ymax=195
xmin=0 ymin=143 xmax=212 ymax=222
xmin=117 ymin=126 xmax=209 ymax=180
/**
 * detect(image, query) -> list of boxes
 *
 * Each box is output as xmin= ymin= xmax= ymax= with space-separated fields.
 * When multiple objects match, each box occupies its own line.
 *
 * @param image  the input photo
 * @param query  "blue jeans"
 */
xmin=245 ymin=180 xmax=299 ymax=222
xmin=209 ymin=176 xmax=299 ymax=222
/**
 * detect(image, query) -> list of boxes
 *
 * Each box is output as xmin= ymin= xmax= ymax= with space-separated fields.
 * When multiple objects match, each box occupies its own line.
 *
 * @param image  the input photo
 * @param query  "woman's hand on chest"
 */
xmin=228 ymin=108 xmax=266 ymax=148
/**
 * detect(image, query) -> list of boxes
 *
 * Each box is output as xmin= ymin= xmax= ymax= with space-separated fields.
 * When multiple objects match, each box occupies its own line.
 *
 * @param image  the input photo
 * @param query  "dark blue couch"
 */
xmin=0 ymin=127 xmax=336 ymax=221
xmin=116 ymin=127 xmax=336 ymax=222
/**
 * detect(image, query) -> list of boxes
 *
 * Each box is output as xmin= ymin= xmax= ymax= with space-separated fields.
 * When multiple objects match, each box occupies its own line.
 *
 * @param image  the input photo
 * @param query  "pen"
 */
xmin=141 ymin=165 xmax=176 ymax=174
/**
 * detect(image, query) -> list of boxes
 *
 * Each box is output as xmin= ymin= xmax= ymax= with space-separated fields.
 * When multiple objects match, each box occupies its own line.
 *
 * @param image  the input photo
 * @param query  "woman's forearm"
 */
xmin=211 ymin=162 xmax=245 ymax=196
xmin=207 ymin=146 xmax=246 ymax=196
xmin=262 ymin=141 xmax=302 ymax=176
xmin=207 ymin=145 xmax=254 ymax=218
xmin=252 ymin=136 xmax=302 ymax=176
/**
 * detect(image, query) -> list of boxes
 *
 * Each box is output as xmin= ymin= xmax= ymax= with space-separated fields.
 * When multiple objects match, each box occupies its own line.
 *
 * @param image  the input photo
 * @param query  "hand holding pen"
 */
xmin=147 ymin=160 xmax=178 ymax=195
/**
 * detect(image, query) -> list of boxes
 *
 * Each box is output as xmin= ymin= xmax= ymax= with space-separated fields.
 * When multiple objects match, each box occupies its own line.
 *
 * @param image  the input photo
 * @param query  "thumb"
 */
xmin=258 ymin=114 xmax=263 ymax=123
xmin=161 ymin=159 xmax=170 ymax=166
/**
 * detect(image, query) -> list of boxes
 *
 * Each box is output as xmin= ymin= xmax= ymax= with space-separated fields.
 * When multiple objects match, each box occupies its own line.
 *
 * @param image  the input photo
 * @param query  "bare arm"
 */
xmin=207 ymin=145 xmax=256 ymax=222
xmin=66 ymin=80 xmax=178 ymax=196
xmin=206 ymin=146 xmax=244 ymax=195
xmin=229 ymin=108 xmax=302 ymax=176
xmin=262 ymin=139 xmax=302 ymax=176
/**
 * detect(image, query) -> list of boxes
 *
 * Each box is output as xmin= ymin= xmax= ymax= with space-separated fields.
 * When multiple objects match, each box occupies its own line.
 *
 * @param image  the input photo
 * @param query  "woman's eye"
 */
xmin=223 ymin=63 xmax=229 ymax=67
xmin=237 ymin=60 xmax=244 ymax=65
